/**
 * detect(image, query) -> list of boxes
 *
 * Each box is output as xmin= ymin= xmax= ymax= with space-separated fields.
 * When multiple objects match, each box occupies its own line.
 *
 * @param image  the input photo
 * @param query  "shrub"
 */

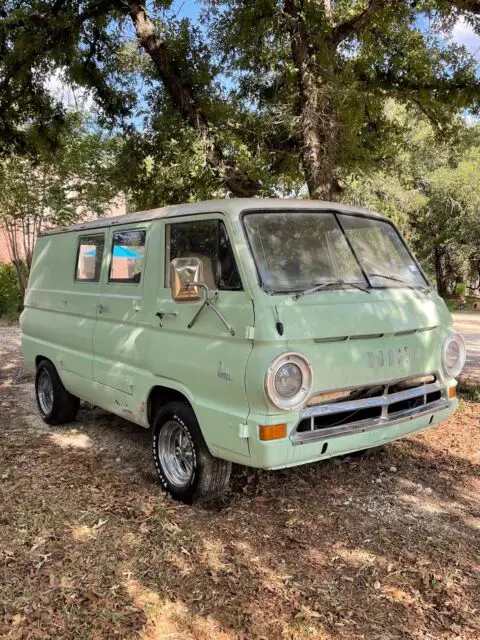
xmin=455 ymin=282 xmax=466 ymax=296
xmin=0 ymin=264 xmax=23 ymax=320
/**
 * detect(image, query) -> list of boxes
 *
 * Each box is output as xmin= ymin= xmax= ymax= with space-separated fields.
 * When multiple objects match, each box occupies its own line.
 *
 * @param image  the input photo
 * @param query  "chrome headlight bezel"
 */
xmin=265 ymin=352 xmax=313 ymax=410
xmin=441 ymin=333 xmax=466 ymax=379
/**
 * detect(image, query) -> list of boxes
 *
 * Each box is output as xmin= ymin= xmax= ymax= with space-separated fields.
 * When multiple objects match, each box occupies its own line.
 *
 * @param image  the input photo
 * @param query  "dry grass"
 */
xmin=0 ymin=333 xmax=479 ymax=639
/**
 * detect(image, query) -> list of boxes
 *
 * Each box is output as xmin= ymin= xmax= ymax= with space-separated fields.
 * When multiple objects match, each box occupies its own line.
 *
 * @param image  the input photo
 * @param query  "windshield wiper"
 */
xmin=293 ymin=280 xmax=370 ymax=300
xmin=367 ymin=273 xmax=430 ymax=292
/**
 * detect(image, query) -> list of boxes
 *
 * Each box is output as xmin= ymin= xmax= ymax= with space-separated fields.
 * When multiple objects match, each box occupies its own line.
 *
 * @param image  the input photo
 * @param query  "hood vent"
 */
xmin=314 ymin=325 xmax=437 ymax=344
xmin=314 ymin=333 xmax=383 ymax=344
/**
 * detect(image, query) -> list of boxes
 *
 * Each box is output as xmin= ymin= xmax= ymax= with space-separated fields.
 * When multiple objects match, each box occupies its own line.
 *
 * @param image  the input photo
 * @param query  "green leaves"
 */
xmin=344 ymin=110 xmax=480 ymax=293
xmin=0 ymin=116 xmax=120 ymax=273
xmin=1 ymin=0 xmax=479 ymax=202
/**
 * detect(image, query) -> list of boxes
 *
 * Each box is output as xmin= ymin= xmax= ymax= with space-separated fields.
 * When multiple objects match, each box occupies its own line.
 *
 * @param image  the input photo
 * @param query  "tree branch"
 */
xmin=356 ymin=68 xmax=479 ymax=93
xmin=447 ymin=0 xmax=480 ymax=13
xmin=328 ymin=0 xmax=398 ymax=47
xmin=323 ymin=0 xmax=334 ymax=24
xmin=126 ymin=1 xmax=261 ymax=197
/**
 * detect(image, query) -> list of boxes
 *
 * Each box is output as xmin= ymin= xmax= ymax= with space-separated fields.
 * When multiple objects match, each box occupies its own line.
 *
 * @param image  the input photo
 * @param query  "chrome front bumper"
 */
xmin=291 ymin=376 xmax=450 ymax=445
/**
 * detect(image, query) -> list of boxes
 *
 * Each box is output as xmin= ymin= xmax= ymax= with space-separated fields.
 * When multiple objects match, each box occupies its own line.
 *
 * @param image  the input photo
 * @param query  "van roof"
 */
xmin=39 ymin=198 xmax=387 ymax=236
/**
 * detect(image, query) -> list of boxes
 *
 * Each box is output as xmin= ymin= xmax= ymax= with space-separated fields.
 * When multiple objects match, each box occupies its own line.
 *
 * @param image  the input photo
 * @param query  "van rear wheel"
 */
xmin=35 ymin=360 xmax=80 ymax=425
xmin=152 ymin=402 xmax=231 ymax=503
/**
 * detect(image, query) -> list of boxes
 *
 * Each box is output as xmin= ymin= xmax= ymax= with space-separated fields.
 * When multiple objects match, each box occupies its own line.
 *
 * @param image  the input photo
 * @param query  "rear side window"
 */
xmin=109 ymin=230 xmax=146 ymax=283
xmin=166 ymin=220 xmax=242 ymax=291
xmin=75 ymin=234 xmax=105 ymax=282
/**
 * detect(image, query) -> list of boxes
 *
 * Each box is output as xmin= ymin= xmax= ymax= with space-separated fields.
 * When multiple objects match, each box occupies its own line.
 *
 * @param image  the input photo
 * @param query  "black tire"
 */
xmin=35 ymin=359 xmax=80 ymax=425
xmin=152 ymin=401 xmax=232 ymax=503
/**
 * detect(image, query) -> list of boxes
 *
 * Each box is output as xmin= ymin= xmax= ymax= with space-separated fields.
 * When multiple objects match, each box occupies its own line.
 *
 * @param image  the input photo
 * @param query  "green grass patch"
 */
xmin=457 ymin=381 xmax=480 ymax=403
xmin=444 ymin=296 xmax=480 ymax=312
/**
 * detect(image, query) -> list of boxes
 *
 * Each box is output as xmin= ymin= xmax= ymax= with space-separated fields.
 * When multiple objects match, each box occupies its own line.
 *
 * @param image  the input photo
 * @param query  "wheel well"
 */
xmin=147 ymin=386 xmax=193 ymax=427
xmin=35 ymin=355 xmax=51 ymax=369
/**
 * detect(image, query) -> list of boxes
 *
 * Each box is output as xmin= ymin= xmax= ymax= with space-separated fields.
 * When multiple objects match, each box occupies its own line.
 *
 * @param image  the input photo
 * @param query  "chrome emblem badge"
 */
xmin=367 ymin=346 xmax=417 ymax=368
xmin=218 ymin=361 xmax=233 ymax=382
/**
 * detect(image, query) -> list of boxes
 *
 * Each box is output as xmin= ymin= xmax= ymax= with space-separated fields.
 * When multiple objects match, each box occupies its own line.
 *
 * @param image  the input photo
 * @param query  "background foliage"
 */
xmin=0 ymin=1 xmax=479 ymax=312
xmin=0 ymin=264 xmax=23 ymax=320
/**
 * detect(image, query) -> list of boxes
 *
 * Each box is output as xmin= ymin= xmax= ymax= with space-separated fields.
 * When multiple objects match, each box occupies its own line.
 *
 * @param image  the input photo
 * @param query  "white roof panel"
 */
xmin=39 ymin=198 xmax=387 ymax=236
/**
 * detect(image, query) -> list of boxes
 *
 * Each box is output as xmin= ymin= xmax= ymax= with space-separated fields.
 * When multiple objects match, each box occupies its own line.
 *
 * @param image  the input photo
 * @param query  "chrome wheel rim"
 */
xmin=37 ymin=370 xmax=54 ymax=415
xmin=157 ymin=421 xmax=195 ymax=489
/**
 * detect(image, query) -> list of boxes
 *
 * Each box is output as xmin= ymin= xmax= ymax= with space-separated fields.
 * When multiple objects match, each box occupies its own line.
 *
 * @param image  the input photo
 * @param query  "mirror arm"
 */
xmin=187 ymin=297 xmax=209 ymax=330
xmin=206 ymin=294 xmax=236 ymax=336
xmin=185 ymin=280 xmax=235 ymax=336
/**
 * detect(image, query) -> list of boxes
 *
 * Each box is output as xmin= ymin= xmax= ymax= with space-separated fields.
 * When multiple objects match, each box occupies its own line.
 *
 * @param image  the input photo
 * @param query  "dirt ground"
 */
xmin=0 ymin=324 xmax=479 ymax=640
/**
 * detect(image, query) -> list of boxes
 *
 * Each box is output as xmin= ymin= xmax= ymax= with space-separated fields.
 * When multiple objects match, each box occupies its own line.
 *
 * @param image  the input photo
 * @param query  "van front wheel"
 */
xmin=152 ymin=402 xmax=231 ymax=503
xmin=35 ymin=360 xmax=80 ymax=425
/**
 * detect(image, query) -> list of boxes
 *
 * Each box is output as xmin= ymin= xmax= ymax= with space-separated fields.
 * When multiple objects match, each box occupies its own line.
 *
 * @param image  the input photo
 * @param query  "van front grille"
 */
xmin=292 ymin=374 xmax=448 ymax=444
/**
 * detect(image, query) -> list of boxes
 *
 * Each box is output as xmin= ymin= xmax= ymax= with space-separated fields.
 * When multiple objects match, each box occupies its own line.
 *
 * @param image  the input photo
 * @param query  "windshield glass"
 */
xmin=338 ymin=215 xmax=428 ymax=288
xmin=243 ymin=211 xmax=428 ymax=293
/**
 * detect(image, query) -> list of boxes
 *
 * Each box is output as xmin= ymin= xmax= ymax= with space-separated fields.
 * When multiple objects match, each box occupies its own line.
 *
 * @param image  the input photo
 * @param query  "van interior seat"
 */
xmin=187 ymin=253 xmax=216 ymax=290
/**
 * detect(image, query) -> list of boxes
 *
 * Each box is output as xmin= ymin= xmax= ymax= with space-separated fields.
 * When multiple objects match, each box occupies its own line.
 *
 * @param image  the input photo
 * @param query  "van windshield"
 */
xmin=243 ymin=211 xmax=429 ymax=293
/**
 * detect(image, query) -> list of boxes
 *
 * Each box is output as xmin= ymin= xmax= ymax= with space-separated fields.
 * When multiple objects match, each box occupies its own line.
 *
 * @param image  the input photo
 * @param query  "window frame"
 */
xmin=164 ymin=217 xmax=244 ymax=292
xmin=107 ymin=228 xmax=147 ymax=285
xmin=240 ymin=208 xmax=430 ymax=293
xmin=74 ymin=233 xmax=105 ymax=283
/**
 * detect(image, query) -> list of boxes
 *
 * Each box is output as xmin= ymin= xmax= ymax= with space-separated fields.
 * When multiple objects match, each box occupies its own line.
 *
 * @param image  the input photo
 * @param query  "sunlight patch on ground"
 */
xmin=398 ymin=490 xmax=472 ymax=519
xmin=326 ymin=546 xmax=379 ymax=569
xmin=231 ymin=539 xmax=294 ymax=596
xmin=71 ymin=525 xmax=95 ymax=542
xmin=399 ymin=492 xmax=447 ymax=515
xmin=122 ymin=531 xmax=142 ymax=548
xmin=199 ymin=539 xmax=228 ymax=574
xmin=125 ymin=579 xmax=233 ymax=640
xmin=49 ymin=431 xmax=91 ymax=449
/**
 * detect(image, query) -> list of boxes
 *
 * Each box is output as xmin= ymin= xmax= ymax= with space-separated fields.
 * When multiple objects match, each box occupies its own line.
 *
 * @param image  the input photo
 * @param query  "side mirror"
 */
xmin=170 ymin=257 xmax=204 ymax=302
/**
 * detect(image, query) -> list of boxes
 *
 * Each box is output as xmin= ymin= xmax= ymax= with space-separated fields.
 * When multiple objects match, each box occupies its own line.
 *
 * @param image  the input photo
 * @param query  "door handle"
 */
xmin=156 ymin=310 xmax=178 ymax=319
xmin=155 ymin=310 xmax=178 ymax=326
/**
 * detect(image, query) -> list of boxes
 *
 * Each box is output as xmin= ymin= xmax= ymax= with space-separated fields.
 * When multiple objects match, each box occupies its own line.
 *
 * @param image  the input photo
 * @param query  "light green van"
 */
xmin=21 ymin=199 xmax=466 ymax=502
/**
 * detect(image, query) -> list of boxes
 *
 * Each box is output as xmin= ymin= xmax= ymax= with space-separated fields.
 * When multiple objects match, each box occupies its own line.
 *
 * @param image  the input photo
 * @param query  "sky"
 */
xmin=451 ymin=17 xmax=480 ymax=58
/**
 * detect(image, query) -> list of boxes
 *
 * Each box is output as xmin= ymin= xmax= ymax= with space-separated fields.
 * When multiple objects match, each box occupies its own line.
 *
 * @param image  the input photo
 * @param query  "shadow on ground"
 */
xmin=1 ymin=377 xmax=479 ymax=639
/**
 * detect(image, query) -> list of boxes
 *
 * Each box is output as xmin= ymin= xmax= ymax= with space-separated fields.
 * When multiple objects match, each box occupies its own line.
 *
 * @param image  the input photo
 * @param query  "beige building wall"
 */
xmin=0 ymin=232 xmax=11 ymax=264
xmin=0 ymin=195 xmax=127 ymax=265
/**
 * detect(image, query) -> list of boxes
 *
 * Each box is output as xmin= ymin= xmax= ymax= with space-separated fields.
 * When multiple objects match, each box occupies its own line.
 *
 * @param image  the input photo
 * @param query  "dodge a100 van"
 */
xmin=21 ymin=199 xmax=466 ymax=502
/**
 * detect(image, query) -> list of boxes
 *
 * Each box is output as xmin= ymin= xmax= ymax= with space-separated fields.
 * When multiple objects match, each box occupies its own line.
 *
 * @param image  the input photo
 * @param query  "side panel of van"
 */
xmin=22 ymin=232 xmax=101 ymax=389
xmin=23 ymin=214 xmax=255 ymax=463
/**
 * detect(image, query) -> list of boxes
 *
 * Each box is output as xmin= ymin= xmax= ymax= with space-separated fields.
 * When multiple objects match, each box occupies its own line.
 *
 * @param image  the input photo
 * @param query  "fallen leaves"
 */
xmin=0 ymin=358 xmax=479 ymax=639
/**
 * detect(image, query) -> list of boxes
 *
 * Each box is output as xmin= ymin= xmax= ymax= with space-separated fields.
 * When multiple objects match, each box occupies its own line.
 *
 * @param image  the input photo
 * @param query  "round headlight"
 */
xmin=275 ymin=363 xmax=303 ymax=398
xmin=442 ymin=333 xmax=466 ymax=378
xmin=265 ymin=353 xmax=313 ymax=410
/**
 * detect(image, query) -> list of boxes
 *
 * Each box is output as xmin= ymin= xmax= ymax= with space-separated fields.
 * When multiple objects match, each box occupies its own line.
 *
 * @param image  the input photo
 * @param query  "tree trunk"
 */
xmin=285 ymin=0 xmax=341 ymax=201
xmin=299 ymin=94 xmax=341 ymax=201
xmin=434 ymin=246 xmax=449 ymax=297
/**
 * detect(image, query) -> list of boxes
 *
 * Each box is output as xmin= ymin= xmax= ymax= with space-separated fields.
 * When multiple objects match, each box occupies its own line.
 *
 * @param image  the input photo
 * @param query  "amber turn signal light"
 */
xmin=259 ymin=423 xmax=287 ymax=441
xmin=448 ymin=386 xmax=457 ymax=399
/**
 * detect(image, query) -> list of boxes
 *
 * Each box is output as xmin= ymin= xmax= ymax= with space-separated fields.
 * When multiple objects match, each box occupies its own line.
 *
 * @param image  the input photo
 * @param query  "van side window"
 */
xmin=166 ymin=220 xmax=242 ymax=291
xmin=75 ymin=234 xmax=105 ymax=282
xmin=109 ymin=230 xmax=146 ymax=283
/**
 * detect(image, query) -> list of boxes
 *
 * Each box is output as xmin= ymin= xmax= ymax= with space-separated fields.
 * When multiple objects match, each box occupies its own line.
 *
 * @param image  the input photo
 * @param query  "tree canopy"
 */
xmin=0 ymin=115 xmax=120 ymax=291
xmin=344 ymin=105 xmax=480 ymax=294
xmin=1 ymin=1 xmax=479 ymax=201
xmin=1 ymin=1 xmax=479 ymax=296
